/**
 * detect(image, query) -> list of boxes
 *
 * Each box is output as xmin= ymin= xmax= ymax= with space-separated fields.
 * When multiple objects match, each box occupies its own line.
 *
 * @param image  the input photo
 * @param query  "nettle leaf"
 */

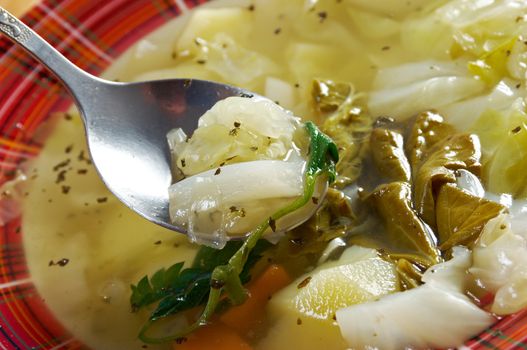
xmin=305 ymin=121 xmax=339 ymax=183
xmin=130 ymin=262 xmax=184 ymax=311
xmin=131 ymin=240 xmax=272 ymax=323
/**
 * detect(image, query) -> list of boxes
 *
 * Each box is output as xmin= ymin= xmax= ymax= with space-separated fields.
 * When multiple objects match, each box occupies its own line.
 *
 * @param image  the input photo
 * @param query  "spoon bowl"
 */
xmin=0 ymin=7 xmax=259 ymax=232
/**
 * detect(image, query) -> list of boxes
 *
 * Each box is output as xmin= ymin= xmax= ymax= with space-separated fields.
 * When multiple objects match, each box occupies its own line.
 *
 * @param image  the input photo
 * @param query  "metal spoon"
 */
xmin=0 ymin=7 xmax=264 ymax=232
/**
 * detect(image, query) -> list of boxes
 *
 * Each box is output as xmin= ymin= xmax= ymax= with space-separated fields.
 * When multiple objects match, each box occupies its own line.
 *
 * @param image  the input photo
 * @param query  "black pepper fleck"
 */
xmin=297 ymin=318 xmax=302 ymax=325
xmin=55 ymin=170 xmax=67 ymax=184
xmin=154 ymin=240 xmax=162 ymax=245
xmin=214 ymin=168 xmax=221 ymax=175
xmin=53 ymin=159 xmax=71 ymax=171
xmin=512 ymin=126 xmax=522 ymax=134
xmin=49 ymin=258 xmax=70 ymax=267
xmin=297 ymin=276 xmax=312 ymax=289
xmin=97 ymin=197 xmax=108 ymax=203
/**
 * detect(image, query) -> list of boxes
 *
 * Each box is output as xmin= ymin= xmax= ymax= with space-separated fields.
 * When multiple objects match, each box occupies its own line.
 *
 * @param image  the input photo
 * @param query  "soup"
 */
xmin=19 ymin=0 xmax=527 ymax=349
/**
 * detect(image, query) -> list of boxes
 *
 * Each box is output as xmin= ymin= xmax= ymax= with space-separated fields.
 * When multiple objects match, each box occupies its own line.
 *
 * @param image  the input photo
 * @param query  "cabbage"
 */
xmin=169 ymin=159 xmax=321 ymax=247
xmin=400 ymin=0 xmax=527 ymax=64
xmin=336 ymin=247 xmax=495 ymax=350
xmin=441 ymin=79 xmax=523 ymax=130
xmin=368 ymin=61 xmax=486 ymax=119
xmin=175 ymin=97 xmax=301 ymax=176
xmin=470 ymin=213 xmax=527 ymax=315
xmin=168 ymin=97 xmax=323 ymax=247
xmin=477 ymin=99 xmax=527 ymax=198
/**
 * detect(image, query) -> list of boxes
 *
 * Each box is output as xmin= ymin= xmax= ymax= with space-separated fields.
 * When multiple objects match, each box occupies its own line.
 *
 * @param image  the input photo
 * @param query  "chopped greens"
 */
xmin=133 ymin=121 xmax=338 ymax=343
xmin=131 ymin=239 xmax=272 ymax=342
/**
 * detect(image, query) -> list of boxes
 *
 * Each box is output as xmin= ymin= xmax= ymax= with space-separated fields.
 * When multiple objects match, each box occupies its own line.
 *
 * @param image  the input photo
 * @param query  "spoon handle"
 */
xmin=0 ymin=7 xmax=96 ymax=100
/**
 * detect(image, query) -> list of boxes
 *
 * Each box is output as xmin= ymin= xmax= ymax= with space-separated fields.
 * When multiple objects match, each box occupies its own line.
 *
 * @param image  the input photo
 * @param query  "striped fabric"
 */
xmin=0 ymin=0 xmax=526 ymax=349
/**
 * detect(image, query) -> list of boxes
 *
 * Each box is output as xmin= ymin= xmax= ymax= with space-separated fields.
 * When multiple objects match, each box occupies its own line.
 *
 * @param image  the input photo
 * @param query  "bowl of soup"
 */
xmin=1 ymin=0 xmax=527 ymax=349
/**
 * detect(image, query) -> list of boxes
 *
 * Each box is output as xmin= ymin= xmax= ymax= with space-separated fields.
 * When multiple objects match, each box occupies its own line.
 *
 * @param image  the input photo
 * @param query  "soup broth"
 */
xmin=20 ymin=0 xmax=527 ymax=349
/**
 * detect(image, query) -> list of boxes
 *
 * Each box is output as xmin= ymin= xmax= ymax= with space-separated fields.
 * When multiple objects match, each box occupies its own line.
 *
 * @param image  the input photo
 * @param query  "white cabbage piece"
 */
xmin=175 ymin=7 xmax=253 ymax=52
xmin=264 ymin=77 xmax=296 ymax=110
xmin=470 ymin=213 xmax=527 ymax=315
xmin=473 ymin=98 xmax=527 ymax=197
xmin=187 ymin=33 xmax=280 ymax=89
xmin=169 ymin=160 xmax=321 ymax=247
xmin=198 ymin=96 xmax=299 ymax=142
xmin=176 ymin=96 xmax=301 ymax=176
xmin=346 ymin=7 xmax=400 ymax=39
xmin=344 ymin=0 xmax=433 ymax=18
xmin=443 ymin=79 xmax=524 ymax=131
xmin=336 ymin=247 xmax=495 ymax=350
xmin=401 ymin=0 xmax=527 ymax=60
xmin=168 ymin=96 xmax=320 ymax=247
xmin=368 ymin=66 xmax=485 ymax=119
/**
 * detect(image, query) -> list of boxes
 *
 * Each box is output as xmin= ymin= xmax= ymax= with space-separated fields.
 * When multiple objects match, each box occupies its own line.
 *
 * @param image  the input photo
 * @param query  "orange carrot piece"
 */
xmin=172 ymin=322 xmax=253 ymax=350
xmin=220 ymin=264 xmax=291 ymax=334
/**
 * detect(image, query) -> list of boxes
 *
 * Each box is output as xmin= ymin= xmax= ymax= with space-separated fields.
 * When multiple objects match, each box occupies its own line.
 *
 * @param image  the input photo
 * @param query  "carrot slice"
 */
xmin=220 ymin=264 xmax=291 ymax=334
xmin=172 ymin=322 xmax=252 ymax=350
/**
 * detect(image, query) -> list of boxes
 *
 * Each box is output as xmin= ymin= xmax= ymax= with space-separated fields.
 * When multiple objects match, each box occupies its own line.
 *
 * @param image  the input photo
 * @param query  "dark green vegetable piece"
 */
xmin=367 ymin=181 xmax=441 ymax=267
xmin=135 ymin=121 xmax=338 ymax=344
xmin=394 ymin=258 xmax=422 ymax=290
xmin=435 ymin=183 xmax=505 ymax=250
xmin=412 ymin=133 xmax=481 ymax=229
xmin=312 ymin=79 xmax=353 ymax=112
xmin=313 ymin=79 xmax=372 ymax=188
xmin=406 ymin=111 xmax=455 ymax=170
xmin=277 ymin=188 xmax=355 ymax=262
xmin=370 ymin=128 xmax=411 ymax=183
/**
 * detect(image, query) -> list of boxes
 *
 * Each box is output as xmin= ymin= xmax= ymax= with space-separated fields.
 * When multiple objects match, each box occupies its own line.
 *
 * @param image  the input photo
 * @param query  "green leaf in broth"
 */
xmin=314 ymin=79 xmax=372 ymax=188
xmin=312 ymin=79 xmax=354 ymax=113
xmin=436 ymin=183 xmax=506 ymax=251
xmin=275 ymin=188 xmax=355 ymax=262
xmin=394 ymin=258 xmax=422 ymax=290
xmin=130 ymin=262 xmax=185 ymax=311
xmin=412 ymin=133 xmax=481 ymax=229
xmin=405 ymin=111 xmax=455 ymax=171
xmin=366 ymin=181 xmax=441 ymax=268
xmin=370 ymin=128 xmax=411 ymax=183
xmin=484 ymin=122 xmax=527 ymax=198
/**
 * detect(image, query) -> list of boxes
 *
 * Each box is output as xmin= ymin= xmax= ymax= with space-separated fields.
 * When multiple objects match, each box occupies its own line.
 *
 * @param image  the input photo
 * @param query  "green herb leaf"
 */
xmin=305 ymin=121 xmax=339 ymax=183
xmin=134 ymin=239 xmax=272 ymax=343
xmin=130 ymin=262 xmax=184 ymax=311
